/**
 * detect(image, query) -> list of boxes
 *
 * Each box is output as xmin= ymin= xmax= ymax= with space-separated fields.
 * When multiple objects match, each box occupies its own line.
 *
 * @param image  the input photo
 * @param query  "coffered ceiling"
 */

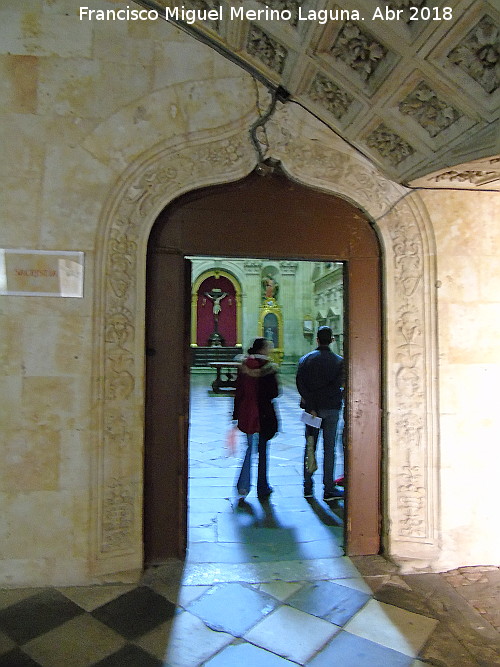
xmin=137 ymin=0 xmax=500 ymax=190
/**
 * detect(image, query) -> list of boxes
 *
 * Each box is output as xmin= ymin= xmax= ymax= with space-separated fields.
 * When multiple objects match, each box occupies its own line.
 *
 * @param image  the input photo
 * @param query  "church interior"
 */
xmin=0 ymin=0 xmax=499 ymax=664
xmin=188 ymin=257 xmax=344 ymax=368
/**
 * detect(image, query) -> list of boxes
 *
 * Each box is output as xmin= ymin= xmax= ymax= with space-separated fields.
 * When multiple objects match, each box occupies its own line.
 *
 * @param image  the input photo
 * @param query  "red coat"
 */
xmin=233 ymin=356 xmax=279 ymax=439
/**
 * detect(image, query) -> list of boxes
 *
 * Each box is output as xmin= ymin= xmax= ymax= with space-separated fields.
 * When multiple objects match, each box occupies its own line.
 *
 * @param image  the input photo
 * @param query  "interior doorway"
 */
xmin=144 ymin=171 xmax=381 ymax=565
xmin=186 ymin=256 xmax=347 ymax=562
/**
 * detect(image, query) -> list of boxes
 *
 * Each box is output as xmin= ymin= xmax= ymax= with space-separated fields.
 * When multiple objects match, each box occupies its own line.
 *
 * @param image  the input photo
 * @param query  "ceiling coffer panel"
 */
xmin=142 ymin=0 xmax=500 ymax=189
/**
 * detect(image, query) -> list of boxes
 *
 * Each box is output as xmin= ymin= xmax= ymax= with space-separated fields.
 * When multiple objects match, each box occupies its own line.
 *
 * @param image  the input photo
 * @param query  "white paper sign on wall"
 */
xmin=0 ymin=249 xmax=84 ymax=297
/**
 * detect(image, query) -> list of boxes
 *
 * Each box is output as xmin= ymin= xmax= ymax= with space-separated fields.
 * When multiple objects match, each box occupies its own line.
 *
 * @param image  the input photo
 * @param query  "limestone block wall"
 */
xmin=420 ymin=189 xmax=500 ymax=569
xmin=0 ymin=1 xmax=257 ymax=586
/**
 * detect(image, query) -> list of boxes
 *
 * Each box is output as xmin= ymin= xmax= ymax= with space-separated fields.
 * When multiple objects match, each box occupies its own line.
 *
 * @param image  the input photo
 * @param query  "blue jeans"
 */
xmin=237 ymin=433 xmax=270 ymax=496
xmin=303 ymin=408 xmax=340 ymax=495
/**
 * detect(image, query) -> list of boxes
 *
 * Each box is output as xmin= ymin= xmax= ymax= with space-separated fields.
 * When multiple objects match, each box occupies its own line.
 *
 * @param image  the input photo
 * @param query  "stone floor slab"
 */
xmin=186 ymin=582 xmax=276 ymax=636
xmin=205 ymin=641 xmax=298 ymax=666
xmin=162 ymin=610 xmax=234 ymax=667
xmin=343 ymin=599 xmax=438 ymax=657
xmin=307 ymin=630 xmax=414 ymax=667
xmin=244 ymin=605 xmax=339 ymax=663
xmin=22 ymin=615 xmax=125 ymax=667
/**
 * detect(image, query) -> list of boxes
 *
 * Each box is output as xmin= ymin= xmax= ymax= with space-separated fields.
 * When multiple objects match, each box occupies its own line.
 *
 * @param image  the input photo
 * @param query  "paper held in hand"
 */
xmin=301 ymin=411 xmax=322 ymax=429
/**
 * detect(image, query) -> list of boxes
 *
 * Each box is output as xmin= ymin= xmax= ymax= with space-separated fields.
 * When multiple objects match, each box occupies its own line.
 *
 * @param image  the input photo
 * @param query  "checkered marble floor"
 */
xmin=0 ymin=374 xmax=497 ymax=665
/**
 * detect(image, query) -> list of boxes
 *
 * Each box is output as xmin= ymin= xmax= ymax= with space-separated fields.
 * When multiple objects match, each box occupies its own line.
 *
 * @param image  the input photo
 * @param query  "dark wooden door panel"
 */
xmin=144 ymin=251 xmax=190 ymax=563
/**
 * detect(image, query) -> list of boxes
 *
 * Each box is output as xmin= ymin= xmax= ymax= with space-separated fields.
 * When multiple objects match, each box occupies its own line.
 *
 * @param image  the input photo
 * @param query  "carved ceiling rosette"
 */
xmin=330 ymin=22 xmax=388 ymax=83
xmin=246 ymin=25 xmax=288 ymax=74
xmin=308 ymin=72 xmax=354 ymax=120
xmin=366 ymin=124 xmax=415 ymax=166
xmin=448 ymin=15 xmax=500 ymax=94
xmin=399 ymin=82 xmax=461 ymax=138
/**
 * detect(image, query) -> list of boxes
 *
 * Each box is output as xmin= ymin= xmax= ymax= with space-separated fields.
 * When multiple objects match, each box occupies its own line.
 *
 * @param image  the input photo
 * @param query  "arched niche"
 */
xmin=191 ymin=269 xmax=242 ymax=348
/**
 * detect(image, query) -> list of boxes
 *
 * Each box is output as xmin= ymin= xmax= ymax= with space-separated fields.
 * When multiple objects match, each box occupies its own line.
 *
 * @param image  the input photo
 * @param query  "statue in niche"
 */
xmin=262 ymin=274 xmax=279 ymax=301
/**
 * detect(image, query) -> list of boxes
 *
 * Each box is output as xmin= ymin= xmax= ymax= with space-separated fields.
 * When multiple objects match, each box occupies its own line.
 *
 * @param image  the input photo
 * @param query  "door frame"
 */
xmin=90 ymin=121 xmax=439 ymax=578
xmin=144 ymin=172 xmax=382 ymax=562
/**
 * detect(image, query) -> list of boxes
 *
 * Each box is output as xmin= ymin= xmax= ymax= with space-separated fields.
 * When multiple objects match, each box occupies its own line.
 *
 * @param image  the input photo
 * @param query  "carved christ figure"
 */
xmin=204 ymin=290 xmax=228 ymax=324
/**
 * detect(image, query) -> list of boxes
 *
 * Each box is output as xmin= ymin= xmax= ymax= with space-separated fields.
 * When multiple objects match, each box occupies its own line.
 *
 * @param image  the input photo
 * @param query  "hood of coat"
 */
xmin=241 ymin=355 xmax=278 ymax=377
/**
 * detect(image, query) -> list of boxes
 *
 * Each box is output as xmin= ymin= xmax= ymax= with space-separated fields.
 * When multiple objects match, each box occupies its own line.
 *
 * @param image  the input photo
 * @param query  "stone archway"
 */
xmin=90 ymin=108 xmax=439 ymax=577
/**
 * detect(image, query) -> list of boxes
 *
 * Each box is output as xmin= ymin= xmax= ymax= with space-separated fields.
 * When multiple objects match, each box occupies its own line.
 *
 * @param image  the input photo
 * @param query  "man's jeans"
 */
xmin=237 ymin=433 xmax=270 ymax=496
xmin=303 ymin=408 xmax=340 ymax=495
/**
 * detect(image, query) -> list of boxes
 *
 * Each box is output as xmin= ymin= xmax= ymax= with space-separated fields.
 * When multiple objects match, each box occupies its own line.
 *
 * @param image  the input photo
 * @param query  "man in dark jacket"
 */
xmin=296 ymin=326 xmax=344 ymax=501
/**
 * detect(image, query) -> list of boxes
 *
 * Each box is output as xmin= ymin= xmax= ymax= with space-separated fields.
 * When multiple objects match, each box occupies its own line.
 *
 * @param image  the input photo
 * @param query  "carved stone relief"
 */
xmin=366 ymin=123 xmax=415 ymax=166
xmin=185 ymin=0 xmax=221 ymax=31
xmin=308 ymin=72 xmax=354 ymax=119
xmin=94 ymin=111 xmax=438 ymax=572
xmin=385 ymin=197 xmax=434 ymax=542
xmin=96 ymin=132 xmax=253 ymax=562
xmin=246 ymin=25 xmax=287 ymax=74
xmin=410 ymin=154 xmax=500 ymax=190
xmin=244 ymin=260 xmax=263 ymax=275
xmin=101 ymin=478 xmax=136 ymax=553
xmin=153 ymin=0 xmax=498 ymax=181
xmin=448 ymin=15 xmax=500 ymax=94
xmin=434 ymin=169 xmax=499 ymax=184
xmin=399 ymin=82 xmax=461 ymax=138
xmin=330 ymin=22 xmax=388 ymax=83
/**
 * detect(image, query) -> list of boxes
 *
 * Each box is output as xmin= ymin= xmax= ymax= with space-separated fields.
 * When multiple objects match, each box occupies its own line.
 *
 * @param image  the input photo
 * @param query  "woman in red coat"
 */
xmin=233 ymin=338 xmax=279 ymax=499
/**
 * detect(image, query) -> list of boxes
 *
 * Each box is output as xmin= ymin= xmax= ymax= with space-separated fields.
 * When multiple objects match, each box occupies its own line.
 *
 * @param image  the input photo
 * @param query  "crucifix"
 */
xmin=204 ymin=288 xmax=228 ymax=346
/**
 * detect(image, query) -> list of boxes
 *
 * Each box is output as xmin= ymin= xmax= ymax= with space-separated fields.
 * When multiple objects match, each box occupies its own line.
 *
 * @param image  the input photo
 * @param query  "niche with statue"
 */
xmin=259 ymin=266 xmax=283 ymax=363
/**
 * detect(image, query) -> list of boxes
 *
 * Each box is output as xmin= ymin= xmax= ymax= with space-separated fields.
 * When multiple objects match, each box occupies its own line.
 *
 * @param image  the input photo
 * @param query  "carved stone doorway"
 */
xmin=144 ymin=171 xmax=382 ymax=564
xmin=91 ymin=117 xmax=438 ymax=579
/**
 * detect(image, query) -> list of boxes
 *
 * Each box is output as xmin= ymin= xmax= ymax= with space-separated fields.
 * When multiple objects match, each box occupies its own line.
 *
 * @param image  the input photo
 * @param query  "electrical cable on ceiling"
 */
xmin=132 ymin=0 xmax=496 ymax=191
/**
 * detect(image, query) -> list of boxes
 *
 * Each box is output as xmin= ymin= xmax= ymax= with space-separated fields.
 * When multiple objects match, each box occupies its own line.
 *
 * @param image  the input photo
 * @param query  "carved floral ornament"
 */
xmin=448 ymin=15 xmax=500 ymax=94
xmin=308 ymin=72 xmax=354 ymax=120
xmin=366 ymin=124 xmax=415 ymax=166
xmin=246 ymin=25 xmax=287 ymax=74
xmin=94 ymin=120 xmax=438 ymax=564
xmin=422 ymin=158 xmax=500 ymax=188
xmin=330 ymin=22 xmax=388 ymax=82
xmin=399 ymin=82 xmax=461 ymax=138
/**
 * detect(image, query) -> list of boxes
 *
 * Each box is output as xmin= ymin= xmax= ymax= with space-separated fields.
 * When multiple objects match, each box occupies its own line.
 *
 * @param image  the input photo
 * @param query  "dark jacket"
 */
xmin=296 ymin=345 xmax=344 ymax=412
xmin=233 ymin=356 xmax=279 ymax=440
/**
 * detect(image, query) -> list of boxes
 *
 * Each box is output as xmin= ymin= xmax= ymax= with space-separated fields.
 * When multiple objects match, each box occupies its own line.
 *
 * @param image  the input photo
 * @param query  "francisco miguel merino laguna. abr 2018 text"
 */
xmin=79 ymin=5 xmax=453 ymax=24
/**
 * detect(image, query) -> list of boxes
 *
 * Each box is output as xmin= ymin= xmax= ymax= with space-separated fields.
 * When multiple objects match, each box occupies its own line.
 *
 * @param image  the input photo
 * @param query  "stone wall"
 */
xmin=0 ymin=0 xmax=499 ymax=585
xmin=420 ymin=189 xmax=500 ymax=569
xmin=0 ymin=1 xmax=257 ymax=585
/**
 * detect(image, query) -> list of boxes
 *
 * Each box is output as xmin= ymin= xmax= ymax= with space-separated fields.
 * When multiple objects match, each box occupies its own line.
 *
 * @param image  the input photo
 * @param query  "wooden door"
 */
xmin=144 ymin=250 xmax=191 ymax=563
